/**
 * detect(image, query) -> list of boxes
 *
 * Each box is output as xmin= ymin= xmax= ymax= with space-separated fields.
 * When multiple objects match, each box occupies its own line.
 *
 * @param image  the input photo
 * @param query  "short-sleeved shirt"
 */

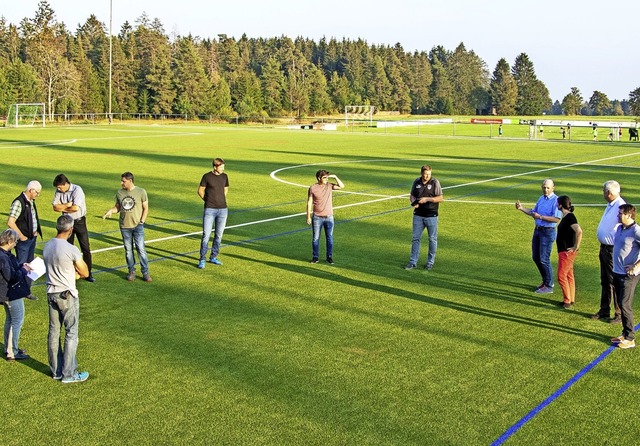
xmin=532 ymin=193 xmax=562 ymax=228
xmin=43 ymin=237 xmax=82 ymax=297
xmin=52 ymin=183 xmax=87 ymax=220
xmin=9 ymin=194 xmax=38 ymax=233
xmin=200 ymin=172 xmax=229 ymax=209
xmin=597 ymin=196 xmax=625 ymax=245
xmin=308 ymin=183 xmax=336 ymax=217
xmin=116 ymin=186 xmax=148 ymax=229
xmin=410 ymin=177 xmax=442 ymax=217
xmin=613 ymin=223 xmax=640 ymax=275
xmin=556 ymin=212 xmax=578 ymax=252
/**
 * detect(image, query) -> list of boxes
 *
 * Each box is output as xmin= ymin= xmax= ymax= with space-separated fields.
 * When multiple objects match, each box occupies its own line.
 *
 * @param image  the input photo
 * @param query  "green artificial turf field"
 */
xmin=1 ymin=124 xmax=639 ymax=445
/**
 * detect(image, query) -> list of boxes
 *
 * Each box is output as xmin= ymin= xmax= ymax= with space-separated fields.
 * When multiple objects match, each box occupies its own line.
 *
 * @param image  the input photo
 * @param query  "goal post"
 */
xmin=5 ymin=103 xmax=46 ymax=127
xmin=345 ymin=105 xmax=375 ymax=128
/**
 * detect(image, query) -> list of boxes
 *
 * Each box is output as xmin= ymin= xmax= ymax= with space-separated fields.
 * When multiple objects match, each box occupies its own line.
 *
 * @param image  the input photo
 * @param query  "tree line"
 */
xmin=1 ymin=1 xmax=639 ymax=119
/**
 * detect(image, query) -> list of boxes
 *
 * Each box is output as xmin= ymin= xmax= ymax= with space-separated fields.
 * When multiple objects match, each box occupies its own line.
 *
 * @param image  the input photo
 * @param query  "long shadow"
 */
xmin=1 ymin=341 xmax=51 ymax=378
xmin=225 ymin=253 xmax=607 ymax=343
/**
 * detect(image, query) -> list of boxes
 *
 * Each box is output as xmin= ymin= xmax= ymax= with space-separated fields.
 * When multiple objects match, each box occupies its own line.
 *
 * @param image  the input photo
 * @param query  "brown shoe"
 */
xmin=143 ymin=274 xmax=152 ymax=283
xmin=127 ymin=272 xmax=135 ymax=281
xmin=591 ymin=312 xmax=607 ymax=320
xmin=609 ymin=316 xmax=622 ymax=324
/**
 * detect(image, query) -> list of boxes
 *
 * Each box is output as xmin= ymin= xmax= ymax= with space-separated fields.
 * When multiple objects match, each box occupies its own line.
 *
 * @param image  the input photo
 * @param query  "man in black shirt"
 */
xmin=197 ymin=158 xmax=229 ymax=269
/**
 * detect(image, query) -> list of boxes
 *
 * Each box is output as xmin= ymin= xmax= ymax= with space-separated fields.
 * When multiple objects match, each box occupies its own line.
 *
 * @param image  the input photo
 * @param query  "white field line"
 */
xmin=93 ymin=150 xmax=640 ymax=255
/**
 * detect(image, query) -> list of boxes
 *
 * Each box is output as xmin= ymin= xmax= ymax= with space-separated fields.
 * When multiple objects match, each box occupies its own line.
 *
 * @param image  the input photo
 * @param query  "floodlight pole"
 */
xmin=108 ymin=0 xmax=113 ymax=124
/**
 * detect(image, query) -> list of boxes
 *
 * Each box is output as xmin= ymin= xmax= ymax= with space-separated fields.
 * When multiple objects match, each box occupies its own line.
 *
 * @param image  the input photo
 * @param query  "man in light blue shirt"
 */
xmin=515 ymin=179 xmax=563 ymax=294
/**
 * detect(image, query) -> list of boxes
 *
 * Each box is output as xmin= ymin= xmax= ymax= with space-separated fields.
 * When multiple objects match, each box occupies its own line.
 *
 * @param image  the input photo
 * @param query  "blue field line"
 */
xmin=491 ymin=323 xmax=640 ymax=445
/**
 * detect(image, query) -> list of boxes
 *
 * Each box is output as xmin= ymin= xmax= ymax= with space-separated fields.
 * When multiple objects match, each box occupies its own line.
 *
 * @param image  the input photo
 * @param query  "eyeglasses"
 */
xmin=30 ymin=189 xmax=41 ymax=196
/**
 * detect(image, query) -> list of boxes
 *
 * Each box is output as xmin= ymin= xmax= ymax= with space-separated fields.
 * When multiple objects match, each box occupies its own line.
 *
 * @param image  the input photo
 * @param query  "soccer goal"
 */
xmin=344 ymin=105 xmax=375 ymax=128
xmin=5 ymin=103 xmax=46 ymax=127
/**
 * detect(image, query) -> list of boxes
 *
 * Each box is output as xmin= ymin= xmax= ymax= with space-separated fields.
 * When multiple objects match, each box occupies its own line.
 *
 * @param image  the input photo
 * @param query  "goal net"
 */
xmin=5 ymin=103 xmax=46 ymax=127
xmin=344 ymin=105 xmax=375 ymax=128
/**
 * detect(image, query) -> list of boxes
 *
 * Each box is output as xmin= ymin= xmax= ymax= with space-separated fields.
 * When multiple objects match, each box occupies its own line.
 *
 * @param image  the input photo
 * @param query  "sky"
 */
xmin=2 ymin=0 xmax=639 ymax=102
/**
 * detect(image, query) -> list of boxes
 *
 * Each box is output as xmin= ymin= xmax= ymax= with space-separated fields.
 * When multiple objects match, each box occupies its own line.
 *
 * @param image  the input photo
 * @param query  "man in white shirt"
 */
xmin=593 ymin=180 xmax=625 ymax=323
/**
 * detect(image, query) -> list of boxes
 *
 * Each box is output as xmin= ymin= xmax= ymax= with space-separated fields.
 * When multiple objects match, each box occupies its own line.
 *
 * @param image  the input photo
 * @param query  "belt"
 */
xmin=535 ymin=226 xmax=555 ymax=231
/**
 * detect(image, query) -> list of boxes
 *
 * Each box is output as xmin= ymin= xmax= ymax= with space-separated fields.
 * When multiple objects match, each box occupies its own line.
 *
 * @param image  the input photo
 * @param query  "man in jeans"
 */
xmin=197 ymin=158 xmax=229 ymax=269
xmin=515 ymin=179 xmax=562 ymax=293
xmin=103 ymin=172 xmax=151 ymax=282
xmin=43 ymin=215 xmax=90 ymax=383
xmin=306 ymin=170 xmax=344 ymax=264
xmin=7 ymin=180 xmax=43 ymax=264
xmin=406 ymin=165 xmax=444 ymax=270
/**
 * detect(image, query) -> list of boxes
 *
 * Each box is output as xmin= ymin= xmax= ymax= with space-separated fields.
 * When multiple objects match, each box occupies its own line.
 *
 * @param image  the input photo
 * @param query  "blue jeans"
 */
xmin=47 ymin=292 xmax=79 ymax=379
xmin=3 ymin=299 xmax=25 ymax=357
xmin=200 ymin=208 xmax=228 ymax=260
xmin=15 ymin=237 xmax=36 ymax=264
xmin=532 ymin=228 xmax=556 ymax=287
xmin=312 ymin=215 xmax=334 ymax=259
xmin=410 ymin=215 xmax=438 ymax=267
xmin=121 ymin=224 xmax=149 ymax=274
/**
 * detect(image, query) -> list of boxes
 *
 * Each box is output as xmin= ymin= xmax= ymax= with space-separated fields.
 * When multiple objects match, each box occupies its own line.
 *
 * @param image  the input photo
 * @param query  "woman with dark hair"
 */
xmin=556 ymin=195 xmax=583 ymax=308
xmin=1 ymin=229 xmax=34 ymax=361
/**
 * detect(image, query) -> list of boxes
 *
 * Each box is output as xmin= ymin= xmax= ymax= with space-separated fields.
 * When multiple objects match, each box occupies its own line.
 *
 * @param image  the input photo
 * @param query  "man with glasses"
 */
xmin=7 ymin=180 xmax=43 ymax=264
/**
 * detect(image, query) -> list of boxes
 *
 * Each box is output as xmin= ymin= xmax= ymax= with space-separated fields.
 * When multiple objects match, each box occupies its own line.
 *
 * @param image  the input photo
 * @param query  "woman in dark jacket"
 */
xmin=1 ymin=229 xmax=33 ymax=361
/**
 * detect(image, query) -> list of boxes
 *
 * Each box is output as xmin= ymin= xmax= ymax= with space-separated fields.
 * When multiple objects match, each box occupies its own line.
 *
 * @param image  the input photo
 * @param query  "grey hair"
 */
xmin=56 ymin=214 xmax=74 ymax=233
xmin=604 ymin=180 xmax=621 ymax=196
xmin=26 ymin=180 xmax=42 ymax=192
xmin=0 ymin=229 xmax=18 ymax=246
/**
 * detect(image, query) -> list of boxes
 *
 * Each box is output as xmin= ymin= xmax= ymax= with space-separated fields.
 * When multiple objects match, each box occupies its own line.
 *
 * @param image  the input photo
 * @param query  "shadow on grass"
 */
xmin=225 ymin=252 xmax=608 ymax=344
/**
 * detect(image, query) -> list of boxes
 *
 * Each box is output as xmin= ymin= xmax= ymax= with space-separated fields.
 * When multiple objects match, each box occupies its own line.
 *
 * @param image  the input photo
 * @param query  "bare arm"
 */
xmin=103 ymin=201 xmax=121 ymax=219
xmin=74 ymin=258 xmax=89 ymax=278
xmin=329 ymin=175 xmax=344 ymax=190
xmin=306 ymin=195 xmax=314 ymax=225
xmin=140 ymin=200 xmax=149 ymax=224
xmin=7 ymin=217 xmax=28 ymax=241
xmin=197 ymin=185 xmax=206 ymax=200
xmin=568 ymin=223 xmax=583 ymax=252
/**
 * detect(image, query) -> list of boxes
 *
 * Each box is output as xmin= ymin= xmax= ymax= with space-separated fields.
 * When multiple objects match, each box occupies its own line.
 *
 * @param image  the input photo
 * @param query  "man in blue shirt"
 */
xmin=515 ymin=179 xmax=563 ymax=294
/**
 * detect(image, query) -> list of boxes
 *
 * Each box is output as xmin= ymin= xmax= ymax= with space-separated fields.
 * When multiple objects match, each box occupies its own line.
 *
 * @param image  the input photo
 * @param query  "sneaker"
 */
xmin=197 ymin=260 xmax=206 ymax=269
xmin=61 ymin=371 xmax=89 ymax=384
xmin=310 ymin=257 xmax=319 ymax=264
xmin=617 ymin=339 xmax=636 ymax=349
xmin=52 ymin=375 xmax=62 ymax=380
xmin=609 ymin=316 xmax=622 ymax=324
xmin=534 ymin=286 xmax=554 ymax=294
xmin=326 ymin=257 xmax=334 ymax=265
xmin=534 ymin=283 xmax=545 ymax=292
xmin=562 ymin=302 xmax=573 ymax=309
xmin=404 ymin=263 xmax=416 ymax=270
xmin=424 ymin=264 xmax=433 ymax=271
xmin=611 ymin=335 xmax=625 ymax=344
xmin=85 ymin=275 xmax=96 ymax=283
xmin=210 ymin=258 xmax=222 ymax=266
xmin=143 ymin=274 xmax=152 ymax=283
xmin=25 ymin=294 xmax=38 ymax=301
xmin=127 ymin=271 xmax=135 ymax=281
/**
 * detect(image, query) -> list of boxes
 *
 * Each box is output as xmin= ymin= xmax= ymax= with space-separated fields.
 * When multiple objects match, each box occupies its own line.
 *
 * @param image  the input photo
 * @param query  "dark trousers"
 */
xmin=613 ymin=273 xmax=639 ymax=341
xmin=68 ymin=216 xmax=92 ymax=273
xmin=598 ymin=244 xmax=620 ymax=318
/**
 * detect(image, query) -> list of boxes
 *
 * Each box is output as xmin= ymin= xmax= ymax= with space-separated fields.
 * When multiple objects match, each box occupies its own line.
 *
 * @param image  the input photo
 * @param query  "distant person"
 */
xmin=515 ymin=179 xmax=562 ymax=293
xmin=593 ymin=180 xmax=625 ymax=323
xmin=1 ymin=229 xmax=34 ymax=361
xmin=52 ymin=174 xmax=95 ymax=282
xmin=7 ymin=181 xmax=43 ymax=264
xmin=197 ymin=158 xmax=229 ymax=269
xmin=593 ymin=127 xmax=598 ymax=141
xmin=610 ymin=204 xmax=640 ymax=349
xmin=539 ymin=125 xmax=544 ymax=138
xmin=560 ymin=127 xmax=566 ymax=139
xmin=405 ymin=165 xmax=444 ymax=270
xmin=103 ymin=172 xmax=151 ymax=282
xmin=498 ymin=124 xmax=503 ymax=136
xmin=555 ymin=196 xmax=582 ymax=308
xmin=306 ymin=170 xmax=344 ymax=264
xmin=43 ymin=215 xmax=90 ymax=382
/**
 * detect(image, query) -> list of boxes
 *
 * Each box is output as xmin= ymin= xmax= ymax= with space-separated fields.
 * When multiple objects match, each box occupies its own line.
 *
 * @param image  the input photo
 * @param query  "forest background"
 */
xmin=2 ymin=0 xmax=640 ymax=121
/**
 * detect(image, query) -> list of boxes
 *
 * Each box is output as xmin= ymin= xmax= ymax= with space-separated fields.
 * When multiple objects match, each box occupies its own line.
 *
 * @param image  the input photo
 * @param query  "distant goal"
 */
xmin=344 ymin=105 xmax=375 ymax=128
xmin=5 ymin=103 xmax=46 ymax=127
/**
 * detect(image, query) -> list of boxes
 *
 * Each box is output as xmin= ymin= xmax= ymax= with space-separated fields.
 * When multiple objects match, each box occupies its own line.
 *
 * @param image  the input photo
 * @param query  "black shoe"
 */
xmin=591 ymin=312 xmax=607 ymax=320
xmin=85 ymin=275 xmax=96 ymax=283
xmin=13 ymin=352 xmax=30 ymax=361
xmin=326 ymin=257 xmax=334 ymax=265
xmin=609 ymin=316 xmax=622 ymax=324
xmin=25 ymin=294 xmax=38 ymax=301
xmin=310 ymin=257 xmax=319 ymax=264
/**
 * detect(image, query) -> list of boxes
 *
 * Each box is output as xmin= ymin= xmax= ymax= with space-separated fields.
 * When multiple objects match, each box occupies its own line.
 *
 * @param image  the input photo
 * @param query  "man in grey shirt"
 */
xmin=43 ymin=215 xmax=90 ymax=383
